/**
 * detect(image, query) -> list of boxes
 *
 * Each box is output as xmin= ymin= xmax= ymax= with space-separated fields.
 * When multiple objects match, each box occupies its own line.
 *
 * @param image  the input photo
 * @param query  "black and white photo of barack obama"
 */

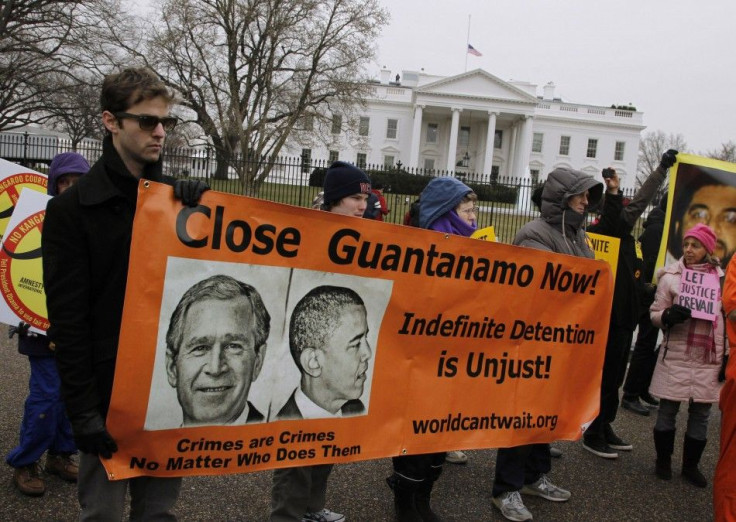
xmin=277 ymin=285 xmax=372 ymax=421
xmin=164 ymin=274 xmax=270 ymax=426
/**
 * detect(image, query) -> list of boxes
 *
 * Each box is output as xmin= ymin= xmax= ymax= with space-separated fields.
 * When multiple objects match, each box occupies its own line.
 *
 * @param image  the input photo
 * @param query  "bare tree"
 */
xmin=704 ymin=141 xmax=736 ymax=163
xmin=45 ymin=74 xmax=104 ymax=149
xmin=637 ymin=130 xmax=687 ymax=187
xmin=82 ymin=0 xmax=388 ymax=194
xmin=0 ymin=1 xmax=93 ymax=131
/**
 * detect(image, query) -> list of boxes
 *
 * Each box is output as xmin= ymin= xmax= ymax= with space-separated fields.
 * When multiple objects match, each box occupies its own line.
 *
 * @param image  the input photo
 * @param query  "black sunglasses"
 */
xmin=114 ymin=112 xmax=178 ymax=132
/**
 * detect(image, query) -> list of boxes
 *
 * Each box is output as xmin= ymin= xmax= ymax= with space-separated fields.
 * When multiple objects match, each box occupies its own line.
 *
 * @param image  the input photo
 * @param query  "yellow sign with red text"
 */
xmin=0 ymin=159 xmax=47 ymax=239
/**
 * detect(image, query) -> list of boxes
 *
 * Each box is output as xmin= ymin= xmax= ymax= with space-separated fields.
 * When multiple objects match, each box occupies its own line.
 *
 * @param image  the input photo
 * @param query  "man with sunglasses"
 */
xmin=42 ymin=67 xmax=208 ymax=519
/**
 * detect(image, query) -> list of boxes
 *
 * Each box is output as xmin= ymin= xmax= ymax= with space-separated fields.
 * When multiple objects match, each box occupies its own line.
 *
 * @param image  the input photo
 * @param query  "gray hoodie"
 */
xmin=514 ymin=167 xmax=603 ymax=258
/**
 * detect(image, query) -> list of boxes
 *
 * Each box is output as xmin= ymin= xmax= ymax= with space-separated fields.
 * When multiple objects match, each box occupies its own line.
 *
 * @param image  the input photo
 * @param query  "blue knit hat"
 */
xmin=323 ymin=161 xmax=371 ymax=205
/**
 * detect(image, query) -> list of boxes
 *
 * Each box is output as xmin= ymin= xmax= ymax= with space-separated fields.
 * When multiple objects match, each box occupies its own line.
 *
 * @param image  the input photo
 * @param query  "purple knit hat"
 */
xmin=48 ymin=152 xmax=90 ymax=196
xmin=684 ymin=223 xmax=717 ymax=254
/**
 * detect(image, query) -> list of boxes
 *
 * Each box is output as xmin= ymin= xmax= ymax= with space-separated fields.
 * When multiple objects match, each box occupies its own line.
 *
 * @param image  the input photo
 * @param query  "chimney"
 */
xmin=380 ymin=67 xmax=391 ymax=84
xmin=543 ymin=82 xmax=556 ymax=101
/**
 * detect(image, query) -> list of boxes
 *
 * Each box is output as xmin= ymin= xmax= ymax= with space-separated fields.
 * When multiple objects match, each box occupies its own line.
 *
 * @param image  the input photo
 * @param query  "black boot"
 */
xmin=414 ymin=480 xmax=442 ymax=522
xmin=653 ymin=428 xmax=675 ymax=480
xmin=682 ymin=436 xmax=708 ymax=488
xmin=386 ymin=474 xmax=423 ymax=522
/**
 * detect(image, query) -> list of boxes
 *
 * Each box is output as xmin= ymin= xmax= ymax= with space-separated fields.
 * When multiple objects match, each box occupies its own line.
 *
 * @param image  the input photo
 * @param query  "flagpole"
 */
xmin=465 ymin=14 xmax=470 ymax=72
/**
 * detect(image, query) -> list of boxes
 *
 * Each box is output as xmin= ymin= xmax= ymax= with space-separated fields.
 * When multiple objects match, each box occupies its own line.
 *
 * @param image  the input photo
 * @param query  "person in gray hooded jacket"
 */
xmin=492 ymin=167 xmax=602 ymax=522
xmin=514 ymin=167 xmax=602 ymax=256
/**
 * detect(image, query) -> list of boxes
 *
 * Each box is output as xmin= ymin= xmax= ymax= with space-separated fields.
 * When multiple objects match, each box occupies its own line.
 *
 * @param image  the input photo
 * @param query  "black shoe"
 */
xmin=682 ymin=466 xmax=708 ymax=488
xmin=641 ymin=392 xmax=660 ymax=408
xmin=605 ymin=424 xmax=633 ymax=451
xmin=656 ymin=458 xmax=672 ymax=480
xmin=583 ymin=436 xmax=618 ymax=459
xmin=622 ymin=398 xmax=650 ymax=416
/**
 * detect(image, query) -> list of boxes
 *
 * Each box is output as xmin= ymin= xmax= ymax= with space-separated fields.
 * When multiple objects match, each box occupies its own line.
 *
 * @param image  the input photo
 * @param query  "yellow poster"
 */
xmin=587 ymin=232 xmax=620 ymax=281
xmin=0 ymin=159 xmax=48 ymax=239
xmin=658 ymin=154 xmax=736 ymax=275
xmin=471 ymin=226 xmax=496 ymax=242
xmin=0 ymin=189 xmax=51 ymax=333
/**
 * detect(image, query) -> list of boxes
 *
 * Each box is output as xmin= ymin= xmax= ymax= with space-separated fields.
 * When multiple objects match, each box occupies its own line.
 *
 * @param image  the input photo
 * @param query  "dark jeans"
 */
xmin=622 ymin=314 xmax=659 ymax=400
xmin=587 ymin=325 xmax=633 ymax=437
xmin=492 ymin=444 xmax=550 ymax=496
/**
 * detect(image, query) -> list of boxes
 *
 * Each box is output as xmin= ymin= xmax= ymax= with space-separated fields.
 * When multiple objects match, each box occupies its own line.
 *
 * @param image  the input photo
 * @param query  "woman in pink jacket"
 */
xmin=649 ymin=223 xmax=725 ymax=488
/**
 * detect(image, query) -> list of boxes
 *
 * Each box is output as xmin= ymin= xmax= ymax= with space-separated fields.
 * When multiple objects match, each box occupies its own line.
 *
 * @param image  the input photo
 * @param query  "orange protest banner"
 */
xmin=104 ymin=181 xmax=613 ymax=480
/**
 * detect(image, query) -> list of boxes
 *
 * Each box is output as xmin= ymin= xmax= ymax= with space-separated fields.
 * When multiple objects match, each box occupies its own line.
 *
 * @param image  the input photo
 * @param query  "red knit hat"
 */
xmin=684 ymin=223 xmax=717 ymax=254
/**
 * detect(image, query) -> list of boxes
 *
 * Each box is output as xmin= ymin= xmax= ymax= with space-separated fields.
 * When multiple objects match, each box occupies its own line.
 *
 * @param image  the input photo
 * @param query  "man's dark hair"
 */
xmin=668 ymin=165 xmax=722 ymax=260
xmin=100 ymin=67 xmax=173 ymax=115
xmin=166 ymin=275 xmax=270 ymax=360
xmin=289 ymin=285 xmax=365 ymax=371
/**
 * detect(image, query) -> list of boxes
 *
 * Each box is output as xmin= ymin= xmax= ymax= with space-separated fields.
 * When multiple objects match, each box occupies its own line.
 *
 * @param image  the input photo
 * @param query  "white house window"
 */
xmin=356 ymin=153 xmax=367 ymax=168
xmin=426 ymin=123 xmax=438 ymax=144
xmin=300 ymin=148 xmax=311 ymax=173
xmin=383 ymin=155 xmax=395 ymax=169
xmin=358 ymin=116 xmax=370 ymax=137
xmin=386 ymin=118 xmax=398 ymax=139
xmin=532 ymin=133 xmax=543 ymax=153
xmin=615 ymin=141 xmax=625 ymax=161
xmin=424 ymin=158 xmax=435 ymax=172
xmin=328 ymin=150 xmax=339 ymax=163
xmin=559 ymin=135 xmax=570 ymax=155
xmin=530 ymin=169 xmax=540 ymax=184
xmin=301 ymin=114 xmax=314 ymax=131
xmin=459 ymin=126 xmax=470 ymax=148
xmin=586 ymin=138 xmax=598 ymax=159
xmin=331 ymin=114 xmax=342 ymax=135
xmin=494 ymin=130 xmax=503 ymax=149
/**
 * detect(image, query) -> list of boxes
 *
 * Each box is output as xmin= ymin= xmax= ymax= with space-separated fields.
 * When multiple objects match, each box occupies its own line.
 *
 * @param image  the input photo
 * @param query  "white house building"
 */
xmin=286 ymin=68 xmax=645 ymax=190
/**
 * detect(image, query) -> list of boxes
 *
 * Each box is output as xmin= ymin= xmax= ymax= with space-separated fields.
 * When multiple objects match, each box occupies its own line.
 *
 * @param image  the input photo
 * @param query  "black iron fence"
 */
xmin=0 ymin=131 xmax=645 ymax=242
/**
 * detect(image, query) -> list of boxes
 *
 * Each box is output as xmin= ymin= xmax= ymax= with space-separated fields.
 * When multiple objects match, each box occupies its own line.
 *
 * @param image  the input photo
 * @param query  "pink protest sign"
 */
xmin=678 ymin=268 xmax=719 ymax=321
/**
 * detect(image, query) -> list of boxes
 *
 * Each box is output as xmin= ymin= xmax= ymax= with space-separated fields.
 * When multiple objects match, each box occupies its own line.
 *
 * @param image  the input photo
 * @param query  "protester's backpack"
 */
xmin=363 ymin=191 xmax=381 ymax=219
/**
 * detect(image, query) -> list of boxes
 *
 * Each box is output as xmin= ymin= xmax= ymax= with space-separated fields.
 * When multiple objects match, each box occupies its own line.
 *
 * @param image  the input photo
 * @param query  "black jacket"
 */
xmin=42 ymin=137 xmax=172 ymax=420
xmin=588 ymin=192 xmax=643 ymax=329
xmin=639 ymin=207 xmax=665 ymax=283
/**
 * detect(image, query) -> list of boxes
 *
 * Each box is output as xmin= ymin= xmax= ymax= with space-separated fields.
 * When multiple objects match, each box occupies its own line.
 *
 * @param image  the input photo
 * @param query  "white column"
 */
xmin=446 ymin=107 xmax=462 ymax=173
xmin=507 ymin=122 xmax=518 ymax=178
xmin=409 ymin=104 xmax=424 ymax=170
xmin=483 ymin=111 xmax=498 ymax=176
xmin=513 ymin=115 xmax=534 ymax=178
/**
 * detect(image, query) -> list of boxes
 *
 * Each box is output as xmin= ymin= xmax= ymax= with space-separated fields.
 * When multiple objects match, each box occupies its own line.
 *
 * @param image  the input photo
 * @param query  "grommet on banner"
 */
xmin=143 ymin=181 xmax=151 ymax=188
xmin=401 ymin=449 xmax=407 ymax=455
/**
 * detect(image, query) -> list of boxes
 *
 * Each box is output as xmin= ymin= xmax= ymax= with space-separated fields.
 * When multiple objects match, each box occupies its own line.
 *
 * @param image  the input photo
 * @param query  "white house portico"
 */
xmin=286 ymin=68 xmax=645 ymax=190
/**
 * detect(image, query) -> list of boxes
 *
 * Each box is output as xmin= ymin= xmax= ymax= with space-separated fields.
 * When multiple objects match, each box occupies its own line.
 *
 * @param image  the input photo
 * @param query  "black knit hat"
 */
xmin=323 ymin=161 xmax=371 ymax=204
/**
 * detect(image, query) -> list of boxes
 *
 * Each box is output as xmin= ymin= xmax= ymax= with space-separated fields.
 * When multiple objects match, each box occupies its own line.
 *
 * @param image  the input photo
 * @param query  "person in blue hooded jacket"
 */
xmin=6 ymin=152 xmax=89 ymax=496
xmin=387 ymin=176 xmax=477 ymax=522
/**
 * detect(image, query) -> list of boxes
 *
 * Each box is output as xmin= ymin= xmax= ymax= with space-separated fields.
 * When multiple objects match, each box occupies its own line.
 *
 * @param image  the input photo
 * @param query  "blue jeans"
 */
xmin=6 ymin=356 xmax=76 ymax=468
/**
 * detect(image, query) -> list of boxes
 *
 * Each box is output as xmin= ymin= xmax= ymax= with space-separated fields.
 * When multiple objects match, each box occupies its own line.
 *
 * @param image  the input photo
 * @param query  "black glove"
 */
xmin=719 ymin=354 xmax=729 ymax=383
xmin=8 ymin=321 xmax=30 ymax=339
xmin=659 ymin=149 xmax=678 ymax=170
xmin=71 ymin=410 xmax=118 ymax=459
xmin=174 ymin=179 xmax=210 ymax=207
xmin=661 ymin=303 xmax=691 ymax=327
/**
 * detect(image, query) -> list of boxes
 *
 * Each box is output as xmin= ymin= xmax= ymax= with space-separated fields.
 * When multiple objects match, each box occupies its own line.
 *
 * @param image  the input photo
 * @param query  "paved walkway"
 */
xmin=1 ymin=330 xmax=716 ymax=521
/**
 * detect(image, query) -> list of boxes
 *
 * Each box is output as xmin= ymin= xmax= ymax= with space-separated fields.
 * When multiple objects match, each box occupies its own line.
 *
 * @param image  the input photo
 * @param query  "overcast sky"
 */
xmin=372 ymin=0 xmax=736 ymax=154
